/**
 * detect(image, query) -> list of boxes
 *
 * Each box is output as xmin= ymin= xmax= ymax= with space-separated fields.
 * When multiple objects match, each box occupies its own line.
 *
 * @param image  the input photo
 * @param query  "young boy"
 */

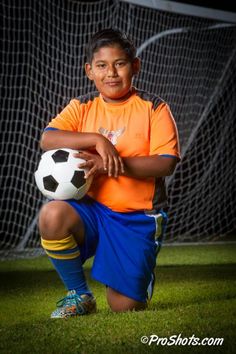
xmin=39 ymin=28 xmax=180 ymax=318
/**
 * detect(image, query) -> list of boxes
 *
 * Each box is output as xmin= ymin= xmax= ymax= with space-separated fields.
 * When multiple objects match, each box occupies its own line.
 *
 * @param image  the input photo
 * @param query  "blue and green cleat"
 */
xmin=51 ymin=290 xmax=96 ymax=318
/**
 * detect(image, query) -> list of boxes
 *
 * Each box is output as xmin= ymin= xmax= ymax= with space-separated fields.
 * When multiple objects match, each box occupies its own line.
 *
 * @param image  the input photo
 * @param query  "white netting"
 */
xmin=1 ymin=0 xmax=236 ymax=258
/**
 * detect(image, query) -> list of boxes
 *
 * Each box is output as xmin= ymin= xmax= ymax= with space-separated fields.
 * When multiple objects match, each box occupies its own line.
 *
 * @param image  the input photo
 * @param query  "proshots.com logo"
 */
xmin=140 ymin=333 xmax=224 ymax=347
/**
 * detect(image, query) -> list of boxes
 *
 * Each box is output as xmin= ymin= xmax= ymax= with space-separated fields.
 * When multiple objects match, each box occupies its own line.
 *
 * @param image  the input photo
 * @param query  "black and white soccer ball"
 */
xmin=34 ymin=148 xmax=93 ymax=200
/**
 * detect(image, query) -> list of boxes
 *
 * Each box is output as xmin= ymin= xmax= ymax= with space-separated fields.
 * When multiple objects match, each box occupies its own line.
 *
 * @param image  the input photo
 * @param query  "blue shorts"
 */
xmin=66 ymin=196 xmax=167 ymax=303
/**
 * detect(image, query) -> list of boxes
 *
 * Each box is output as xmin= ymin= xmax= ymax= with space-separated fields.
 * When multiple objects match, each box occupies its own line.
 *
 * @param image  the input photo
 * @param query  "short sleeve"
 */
xmin=150 ymin=102 xmax=181 ymax=160
xmin=47 ymin=99 xmax=83 ymax=132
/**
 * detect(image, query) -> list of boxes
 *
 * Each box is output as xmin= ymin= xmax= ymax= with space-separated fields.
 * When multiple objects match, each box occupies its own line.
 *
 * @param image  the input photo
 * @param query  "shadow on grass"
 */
xmin=0 ymin=263 xmax=235 ymax=293
xmin=156 ymin=263 xmax=236 ymax=281
xmin=0 ymin=267 xmax=95 ymax=292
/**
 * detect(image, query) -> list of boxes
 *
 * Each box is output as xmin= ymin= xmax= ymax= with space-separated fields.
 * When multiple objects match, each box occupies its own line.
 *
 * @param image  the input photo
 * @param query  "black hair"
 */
xmin=85 ymin=28 xmax=137 ymax=63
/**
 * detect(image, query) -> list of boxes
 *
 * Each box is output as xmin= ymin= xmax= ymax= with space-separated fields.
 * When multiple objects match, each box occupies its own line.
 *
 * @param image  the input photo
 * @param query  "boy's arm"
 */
xmin=122 ymin=155 xmax=178 ymax=178
xmin=40 ymin=130 xmax=124 ymax=177
xmin=40 ymin=129 xmax=100 ymax=151
xmin=78 ymin=151 xmax=177 ymax=179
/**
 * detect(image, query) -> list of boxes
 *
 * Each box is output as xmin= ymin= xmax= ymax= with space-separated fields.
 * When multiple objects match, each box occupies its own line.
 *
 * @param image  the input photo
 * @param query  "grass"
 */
xmin=0 ymin=243 xmax=235 ymax=354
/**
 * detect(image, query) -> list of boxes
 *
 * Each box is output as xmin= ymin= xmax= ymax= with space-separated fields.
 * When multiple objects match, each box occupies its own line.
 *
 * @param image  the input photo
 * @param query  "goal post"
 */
xmin=1 ymin=0 xmax=236 ymax=258
xmin=122 ymin=0 xmax=236 ymax=24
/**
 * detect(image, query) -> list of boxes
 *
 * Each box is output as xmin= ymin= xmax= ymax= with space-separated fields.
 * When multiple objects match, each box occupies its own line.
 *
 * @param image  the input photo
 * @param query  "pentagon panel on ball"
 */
xmin=34 ymin=148 xmax=93 ymax=200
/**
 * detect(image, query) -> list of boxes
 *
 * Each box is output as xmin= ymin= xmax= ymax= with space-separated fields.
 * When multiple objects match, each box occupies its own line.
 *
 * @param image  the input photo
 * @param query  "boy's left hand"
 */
xmin=73 ymin=151 xmax=120 ymax=179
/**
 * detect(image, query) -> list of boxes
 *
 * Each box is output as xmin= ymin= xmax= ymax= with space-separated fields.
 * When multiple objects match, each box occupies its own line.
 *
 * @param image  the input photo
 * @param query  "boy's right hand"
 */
xmin=95 ymin=135 xmax=125 ymax=177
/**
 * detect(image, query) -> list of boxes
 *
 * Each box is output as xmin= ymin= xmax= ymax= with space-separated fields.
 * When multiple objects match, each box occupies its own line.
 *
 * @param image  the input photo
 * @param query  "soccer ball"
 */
xmin=34 ymin=148 xmax=93 ymax=200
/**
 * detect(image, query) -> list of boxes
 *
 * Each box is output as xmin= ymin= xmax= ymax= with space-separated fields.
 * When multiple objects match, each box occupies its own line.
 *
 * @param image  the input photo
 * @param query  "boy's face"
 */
xmin=85 ymin=45 xmax=140 ymax=103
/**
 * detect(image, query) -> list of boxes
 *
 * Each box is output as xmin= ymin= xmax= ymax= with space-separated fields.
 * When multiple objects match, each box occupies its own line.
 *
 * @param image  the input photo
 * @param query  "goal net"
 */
xmin=1 ymin=0 xmax=236 ymax=258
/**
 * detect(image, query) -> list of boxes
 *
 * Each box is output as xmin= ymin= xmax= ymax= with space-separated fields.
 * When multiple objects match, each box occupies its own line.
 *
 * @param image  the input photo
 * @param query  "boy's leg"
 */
xmin=91 ymin=204 xmax=159 ymax=311
xmin=39 ymin=200 xmax=96 ymax=318
xmin=108 ymin=211 xmax=167 ymax=310
xmin=106 ymin=287 xmax=146 ymax=312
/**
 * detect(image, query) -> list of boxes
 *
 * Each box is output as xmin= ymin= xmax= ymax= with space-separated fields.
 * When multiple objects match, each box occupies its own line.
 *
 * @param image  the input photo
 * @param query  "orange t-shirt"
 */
xmin=47 ymin=88 xmax=180 ymax=212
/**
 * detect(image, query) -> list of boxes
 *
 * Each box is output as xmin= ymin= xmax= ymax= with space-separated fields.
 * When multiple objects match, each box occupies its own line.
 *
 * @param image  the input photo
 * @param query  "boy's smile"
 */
xmin=85 ymin=46 xmax=140 ymax=103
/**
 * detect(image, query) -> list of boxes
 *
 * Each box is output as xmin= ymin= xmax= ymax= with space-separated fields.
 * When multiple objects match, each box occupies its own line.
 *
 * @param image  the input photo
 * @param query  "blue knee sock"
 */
xmin=41 ymin=235 xmax=91 ymax=296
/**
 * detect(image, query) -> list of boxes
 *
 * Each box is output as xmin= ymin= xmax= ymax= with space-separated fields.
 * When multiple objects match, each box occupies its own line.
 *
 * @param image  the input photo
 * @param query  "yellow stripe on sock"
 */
xmin=45 ymin=250 xmax=80 ymax=260
xmin=41 ymin=235 xmax=77 ymax=252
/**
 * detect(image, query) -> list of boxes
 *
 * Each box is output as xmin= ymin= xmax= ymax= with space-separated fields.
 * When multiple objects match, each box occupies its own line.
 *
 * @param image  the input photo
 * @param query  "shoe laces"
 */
xmin=56 ymin=290 xmax=91 ymax=315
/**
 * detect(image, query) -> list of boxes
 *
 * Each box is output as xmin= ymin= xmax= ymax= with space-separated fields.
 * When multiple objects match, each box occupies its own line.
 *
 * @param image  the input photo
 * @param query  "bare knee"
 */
xmin=39 ymin=201 xmax=68 ymax=238
xmin=38 ymin=201 xmax=83 ymax=240
xmin=106 ymin=287 xmax=146 ymax=313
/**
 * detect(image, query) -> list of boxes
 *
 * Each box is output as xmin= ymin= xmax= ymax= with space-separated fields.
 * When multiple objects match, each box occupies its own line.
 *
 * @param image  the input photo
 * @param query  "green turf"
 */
xmin=0 ymin=244 xmax=235 ymax=354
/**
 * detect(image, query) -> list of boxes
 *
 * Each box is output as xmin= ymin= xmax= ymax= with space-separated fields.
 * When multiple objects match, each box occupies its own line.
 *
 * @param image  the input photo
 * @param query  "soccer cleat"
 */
xmin=146 ymin=272 xmax=156 ymax=302
xmin=51 ymin=290 xmax=96 ymax=319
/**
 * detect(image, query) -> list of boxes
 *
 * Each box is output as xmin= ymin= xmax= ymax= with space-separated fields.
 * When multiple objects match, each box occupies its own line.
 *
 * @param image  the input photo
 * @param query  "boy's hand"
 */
xmin=94 ymin=135 xmax=125 ymax=177
xmin=74 ymin=151 xmax=123 ymax=179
